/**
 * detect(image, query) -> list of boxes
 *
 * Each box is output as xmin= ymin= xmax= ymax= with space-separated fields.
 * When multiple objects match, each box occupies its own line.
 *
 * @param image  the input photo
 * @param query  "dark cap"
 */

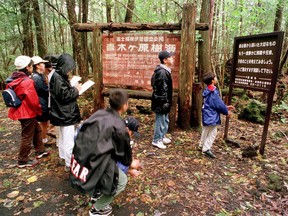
xmin=44 ymin=54 xmax=60 ymax=69
xmin=124 ymin=116 xmax=140 ymax=138
xmin=158 ymin=50 xmax=175 ymax=62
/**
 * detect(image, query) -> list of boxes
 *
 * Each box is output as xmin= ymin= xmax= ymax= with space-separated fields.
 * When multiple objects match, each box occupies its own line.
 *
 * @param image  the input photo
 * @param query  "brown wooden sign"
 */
xmin=233 ymin=32 xmax=283 ymax=92
xmin=102 ymin=33 xmax=180 ymax=90
xmin=225 ymin=31 xmax=284 ymax=155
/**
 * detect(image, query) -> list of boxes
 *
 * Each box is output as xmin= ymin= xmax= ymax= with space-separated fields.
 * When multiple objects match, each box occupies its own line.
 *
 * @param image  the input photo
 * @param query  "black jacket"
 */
xmin=70 ymin=108 xmax=132 ymax=196
xmin=151 ymin=65 xmax=173 ymax=114
xmin=49 ymin=53 xmax=81 ymax=126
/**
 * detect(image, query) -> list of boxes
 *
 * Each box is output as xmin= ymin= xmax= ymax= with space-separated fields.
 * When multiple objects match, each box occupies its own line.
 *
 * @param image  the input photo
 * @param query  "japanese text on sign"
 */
xmin=102 ymin=33 xmax=180 ymax=90
xmin=233 ymin=35 xmax=280 ymax=92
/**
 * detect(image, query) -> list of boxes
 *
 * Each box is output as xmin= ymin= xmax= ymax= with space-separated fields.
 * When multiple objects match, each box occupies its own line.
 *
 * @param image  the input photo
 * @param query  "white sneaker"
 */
xmin=152 ymin=140 xmax=167 ymax=149
xmin=162 ymin=137 xmax=171 ymax=144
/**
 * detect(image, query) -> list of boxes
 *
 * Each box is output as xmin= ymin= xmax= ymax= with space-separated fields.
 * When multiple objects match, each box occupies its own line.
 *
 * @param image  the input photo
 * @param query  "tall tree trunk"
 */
xmin=81 ymin=0 xmax=89 ymax=79
xmin=32 ymin=0 xmax=47 ymax=57
xmin=124 ymin=0 xmax=135 ymax=22
xmin=198 ymin=0 xmax=213 ymax=80
xmin=106 ymin=0 xmax=113 ymax=22
xmin=274 ymin=0 xmax=284 ymax=32
xmin=66 ymin=0 xmax=84 ymax=75
xmin=19 ymin=0 xmax=34 ymax=56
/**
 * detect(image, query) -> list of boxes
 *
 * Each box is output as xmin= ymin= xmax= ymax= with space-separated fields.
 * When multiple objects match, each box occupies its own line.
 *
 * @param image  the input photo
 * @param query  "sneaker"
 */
xmin=152 ymin=140 xmax=167 ymax=149
xmin=91 ymin=191 xmax=103 ymax=203
xmin=203 ymin=150 xmax=216 ymax=158
xmin=35 ymin=150 xmax=50 ymax=159
xmin=162 ymin=137 xmax=171 ymax=144
xmin=89 ymin=205 xmax=112 ymax=216
xmin=18 ymin=159 xmax=39 ymax=168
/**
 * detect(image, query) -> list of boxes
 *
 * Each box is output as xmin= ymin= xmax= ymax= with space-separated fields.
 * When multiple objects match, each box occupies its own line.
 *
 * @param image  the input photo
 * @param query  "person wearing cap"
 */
xmin=5 ymin=55 xmax=50 ymax=168
xmin=49 ymin=53 xmax=82 ymax=170
xmin=151 ymin=50 xmax=174 ymax=149
xmin=70 ymin=89 xmax=138 ymax=216
xmin=31 ymin=56 xmax=50 ymax=144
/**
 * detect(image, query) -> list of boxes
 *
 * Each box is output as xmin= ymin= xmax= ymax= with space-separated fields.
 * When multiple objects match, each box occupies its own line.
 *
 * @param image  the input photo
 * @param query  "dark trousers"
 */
xmin=18 ymin=118 xmax=44 ymax=162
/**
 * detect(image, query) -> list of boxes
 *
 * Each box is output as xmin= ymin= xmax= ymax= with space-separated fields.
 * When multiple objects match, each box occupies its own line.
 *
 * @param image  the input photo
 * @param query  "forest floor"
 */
xmin=0 ymin=96 xmax=287 ymax=216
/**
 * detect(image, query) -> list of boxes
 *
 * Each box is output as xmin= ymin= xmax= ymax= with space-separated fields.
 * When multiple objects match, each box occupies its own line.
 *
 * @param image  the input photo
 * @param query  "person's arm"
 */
xmin=113 ymin=125 xmax=132 ymax=166
xmin=23 ymin=80 xmax=42 ymax=116
xmin=53 ymin=76 xmax=79 ymax=103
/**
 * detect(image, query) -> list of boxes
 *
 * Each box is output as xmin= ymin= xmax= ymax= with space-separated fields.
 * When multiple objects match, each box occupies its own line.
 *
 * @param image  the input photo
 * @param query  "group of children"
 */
xmin=5 ymin=50 xmax=234 ymax=216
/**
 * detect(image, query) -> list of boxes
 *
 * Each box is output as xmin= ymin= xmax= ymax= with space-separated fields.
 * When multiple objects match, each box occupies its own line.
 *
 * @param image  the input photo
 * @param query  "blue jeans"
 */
xmin=153 ymin=113 xmax=169 ymax=143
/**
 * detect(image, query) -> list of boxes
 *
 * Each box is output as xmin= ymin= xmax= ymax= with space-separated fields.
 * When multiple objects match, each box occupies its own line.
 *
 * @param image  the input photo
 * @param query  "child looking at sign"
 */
xmin=198 ymin=72 xmax=235 ymax=158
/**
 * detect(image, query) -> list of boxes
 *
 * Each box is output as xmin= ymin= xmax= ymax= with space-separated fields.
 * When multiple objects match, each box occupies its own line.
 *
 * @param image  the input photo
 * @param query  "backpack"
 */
xmin=2 ymin=78 xmax=27 ymax=108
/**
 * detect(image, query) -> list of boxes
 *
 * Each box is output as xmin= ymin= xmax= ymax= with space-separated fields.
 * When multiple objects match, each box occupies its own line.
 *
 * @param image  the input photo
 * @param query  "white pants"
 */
xmin=58 ymin=125 xmax=75 ymax=167
xmin=199 ymin=125 xmax=218 ymax=152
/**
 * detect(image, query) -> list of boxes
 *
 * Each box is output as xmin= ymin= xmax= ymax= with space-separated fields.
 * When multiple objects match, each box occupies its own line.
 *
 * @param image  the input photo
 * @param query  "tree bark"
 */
xmin=274 ymin=0 xmax=284 ymax=32
xmin=19 ymin=0 xmax=34 ymax=56
xmin=178 ymin=4 xmax=196 ymax=129
xmin=32 ymin=0 xmax=47 ymax=57
xmin=74 ymin=22 xmax=209 ymax=32
xmin=106 ymin=0 xmax=113 ymax=22
xmin=81 ymin=0 xmax=89 ymax=79
xmin=124 ymin=0 xmax=135 ymax=22
xmin=66 ymin=0 xmax=84 ymax=75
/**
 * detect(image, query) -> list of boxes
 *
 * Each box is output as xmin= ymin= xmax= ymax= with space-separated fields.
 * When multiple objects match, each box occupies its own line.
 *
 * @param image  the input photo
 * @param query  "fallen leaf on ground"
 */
xmin=7 ymin=191 xmax=19 ymax=198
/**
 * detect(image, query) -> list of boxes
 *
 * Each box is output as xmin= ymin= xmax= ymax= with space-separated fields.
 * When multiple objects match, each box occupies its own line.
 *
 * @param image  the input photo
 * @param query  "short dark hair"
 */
xmin=19 ymin=60 xmax=33 ymax=75
xmin=203 ymin=72 xmax=215 ymax=85
xmin=109 ymin=89 xmax=128 ymax=110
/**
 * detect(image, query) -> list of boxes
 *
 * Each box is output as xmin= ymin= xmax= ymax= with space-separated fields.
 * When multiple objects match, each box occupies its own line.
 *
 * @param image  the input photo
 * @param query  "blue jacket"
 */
xmin=202 ymin=85 xmax=228 ymax=126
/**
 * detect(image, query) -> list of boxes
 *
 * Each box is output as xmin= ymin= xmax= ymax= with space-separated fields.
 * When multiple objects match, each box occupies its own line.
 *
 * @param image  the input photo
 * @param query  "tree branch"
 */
xmin=114 ymin=0 xmax=141 ymax=21
xmin=44 ymin=0 xmax=69 ymax=23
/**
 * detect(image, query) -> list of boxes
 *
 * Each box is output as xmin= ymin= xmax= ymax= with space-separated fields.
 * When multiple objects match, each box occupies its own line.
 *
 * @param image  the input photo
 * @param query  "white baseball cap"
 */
xmin=32 ymin=56 xmax=49 ymax=65
xmin=14 ymin=55 xmax=32 ymax=70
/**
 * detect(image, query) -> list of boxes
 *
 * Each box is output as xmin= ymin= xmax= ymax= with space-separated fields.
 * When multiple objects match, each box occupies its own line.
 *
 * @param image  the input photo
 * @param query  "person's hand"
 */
xmin=131 ymin=159 xmax=142 ymax=169
xmin=163 ymin=103 xmax=170 ymax=110
xmin=227 ymin=105 xmax=235 ymax=111
xmin=76 ymin=83 xmax=82 ymax=93
xmin=127 ymin=169 xmax=140 ymax=178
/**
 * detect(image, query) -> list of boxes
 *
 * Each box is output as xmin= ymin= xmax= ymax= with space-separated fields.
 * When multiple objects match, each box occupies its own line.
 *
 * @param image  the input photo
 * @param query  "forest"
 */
xmin=0 ymin=0 xmax=287 ymax=84
xmin=0 ymin=0 xmax=287 ymax=215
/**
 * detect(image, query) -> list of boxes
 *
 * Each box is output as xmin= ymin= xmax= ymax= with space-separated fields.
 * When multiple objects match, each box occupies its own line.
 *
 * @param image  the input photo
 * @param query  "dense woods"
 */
xmin=0 ymin=0 xmax=287 ymax=84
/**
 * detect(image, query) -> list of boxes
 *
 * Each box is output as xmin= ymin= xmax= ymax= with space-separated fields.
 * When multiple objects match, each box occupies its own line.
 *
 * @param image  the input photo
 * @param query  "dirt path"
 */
xmin=0 ymin=99 xmax=287 ymax=216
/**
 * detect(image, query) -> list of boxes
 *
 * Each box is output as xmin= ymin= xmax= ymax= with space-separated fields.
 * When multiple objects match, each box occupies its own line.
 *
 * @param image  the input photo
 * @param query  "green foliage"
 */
xmin=267 ymin=173 xmax=283 ymax=192
xmin=238 ymin=99 xmax=266 ymax=124
xmin=273 ymin=101 xmax=288 ymax=123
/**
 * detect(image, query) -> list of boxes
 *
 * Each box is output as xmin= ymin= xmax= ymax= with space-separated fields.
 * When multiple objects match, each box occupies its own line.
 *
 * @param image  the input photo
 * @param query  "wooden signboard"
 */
xmin=102 ymin=33 xmax=180 ymax=91
xmin=224 ymin=31 xmax=284 ymax=155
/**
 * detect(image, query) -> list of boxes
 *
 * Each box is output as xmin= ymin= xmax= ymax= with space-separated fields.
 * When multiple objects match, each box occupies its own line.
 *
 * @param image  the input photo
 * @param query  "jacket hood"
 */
xmin=55 ymin=53 xmax=76 ymax=76
xmin=6 ymin=71 xmax=28 ymax=87
xmin=203 ymin=85 xmax=216 ymax=97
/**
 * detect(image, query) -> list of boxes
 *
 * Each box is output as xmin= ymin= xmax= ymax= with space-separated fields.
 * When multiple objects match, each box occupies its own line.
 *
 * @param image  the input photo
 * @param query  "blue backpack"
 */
xmin=2 ymin=78 xmax=27 ymax=108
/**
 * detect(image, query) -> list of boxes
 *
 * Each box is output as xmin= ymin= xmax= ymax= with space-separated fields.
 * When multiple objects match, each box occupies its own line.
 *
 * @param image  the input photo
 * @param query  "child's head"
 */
xmin=124 ymin=116 xmax=140 ymax=138
xmin=203 ymin=72 xmax=216 ymax=85
xmin=109 ymin=89 xmax=129 ymax=113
